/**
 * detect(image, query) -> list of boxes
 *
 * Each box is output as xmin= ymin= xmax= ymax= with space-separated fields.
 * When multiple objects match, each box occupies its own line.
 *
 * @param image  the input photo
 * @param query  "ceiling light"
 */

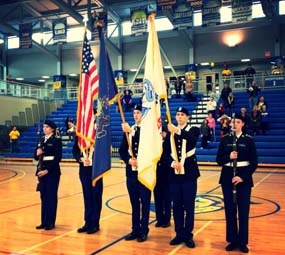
xmin=16 ymin=77 xmax=24 ymax=81
xmin=164 ymin=66 xmax=172 ymax=69
xmin=200 ymin=62 xmax=210 ymax=66
xmin=0 ymin=38 xmax=4 ymax=44
xmin=41 ymin=75 xmax=50 ymax=79
xmin=38 ymin=79 xmax=45 ymax=82
xmin=129 ymin=69 xmax=137 ymax=72
xmin=69 ymin=73 xmax=78 ymax=76
xmin=241 ymin=59 xmax=251 ymax=62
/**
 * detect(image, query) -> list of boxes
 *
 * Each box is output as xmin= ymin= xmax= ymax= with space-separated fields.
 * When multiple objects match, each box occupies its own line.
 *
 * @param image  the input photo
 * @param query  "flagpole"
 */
xmin=116 ymin=93 xmax=135 ymax=158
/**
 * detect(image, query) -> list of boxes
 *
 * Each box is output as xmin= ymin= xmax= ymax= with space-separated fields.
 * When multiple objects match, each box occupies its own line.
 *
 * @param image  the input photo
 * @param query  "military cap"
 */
xmin=176 ymin=106 xmax=190 ymax=116
xmin=44 ymin=120 xmax=57 ymax=129
xmin=232 ymin=112 xmax=245 ymax=122
xmin=133 ymin=104 xmax=142 ymax=112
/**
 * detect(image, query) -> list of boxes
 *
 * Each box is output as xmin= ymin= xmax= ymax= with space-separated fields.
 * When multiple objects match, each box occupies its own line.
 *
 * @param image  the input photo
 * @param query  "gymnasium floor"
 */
xmin=0 ymin=161 xmax=284 ymax=255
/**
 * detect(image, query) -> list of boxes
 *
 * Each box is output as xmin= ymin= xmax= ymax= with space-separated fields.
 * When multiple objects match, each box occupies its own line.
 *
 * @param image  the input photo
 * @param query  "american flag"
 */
xmin=76 ymin=32 xmax=99 ymax=152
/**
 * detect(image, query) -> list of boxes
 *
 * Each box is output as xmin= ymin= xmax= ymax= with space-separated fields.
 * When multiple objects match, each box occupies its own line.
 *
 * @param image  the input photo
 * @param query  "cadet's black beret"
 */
xmin=133 ymin=104 xmax=142 ymax=112
xmin=176 ymin=106 xmax=189 ymax=116
xmin=232 ymin=112 xmax=245 ymax=122
xmin=44 ymin=120 xmax=57 ymax=129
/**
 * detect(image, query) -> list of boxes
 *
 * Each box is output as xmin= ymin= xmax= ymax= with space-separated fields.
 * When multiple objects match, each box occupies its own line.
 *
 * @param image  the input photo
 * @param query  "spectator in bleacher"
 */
xmin=200 ymin=118 xmax=211 ymax=149
xmin=240 ymin=107 xmax=251 ymax=134
xmin=250 ymin=105 xmax=261 ymax=135
xmin=122 ymin=89 xmax=133 ymax=112
xmin=66 ymin=119 xmax=75 ymax=141
xmin=259 ymin=104 xmax=269 ymax=135
xmin=256 ymin=96 xmax=267 ymax=111
xmin=217 ymin=115 xmax=231 ymax=137
xmin=247 ymin=80 xmax=260 ymax=111
xmin=220 ymin=83 xmax=232 ymax=106
xmin=244 ymin=63 xmax=256 ymax=87
xmin=207 ymin=112 xmax=216 ymax=142
xmin=123 ymin=85 xmax=133 ymax=97
xmin=206 ymin=96 xmax=217 ymax=118
xmin=226 ymin=92 xmax=235 ymax=116
xmin=217 ymin=102 xmax=225 ymax=118
xmin=174 ymin=77 xmax=182 ymax=98
xmin=184 ymin=80 xmax=196 ymax=102
xmin=222 ymin=63 xmax=231 ymax=86
xmin=9 ymin=126 xmax=20 ymax=153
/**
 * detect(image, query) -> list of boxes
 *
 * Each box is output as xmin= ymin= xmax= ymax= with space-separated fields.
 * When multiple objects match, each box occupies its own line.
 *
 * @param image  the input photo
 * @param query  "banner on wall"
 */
xmin=90 ymin=11 xmax=108 ymax=42
xmin=173 ymin=3 xmax=193 ymax=30
xmin=157 ymin=0 xmax=176 ymax=10
xmin=202 ymin=5 xmax=221 ymax=27
xmin=53 ymin=18 xmax=67 ymax=44
xmin=185 ymin=64 xmax=197 ymax=80
xmin=53 ymin=75 xmax=66 ymax=89
xmin=232 ymin=0 xmax=252 ymax=23
xmin=131 ymin=8 xmax=147 ymax=36
xmin=19 ymin=23 xmax=32 ymax=49
xmin=186 ymin=0 xmax=202 ymax=10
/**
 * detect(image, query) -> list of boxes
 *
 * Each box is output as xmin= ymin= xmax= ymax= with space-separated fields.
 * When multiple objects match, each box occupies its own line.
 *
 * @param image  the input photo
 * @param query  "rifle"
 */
xmin=36 ymin=123 xmax=44 ymax=191
xmin=232 ymin=113 xmax=238 ymax=203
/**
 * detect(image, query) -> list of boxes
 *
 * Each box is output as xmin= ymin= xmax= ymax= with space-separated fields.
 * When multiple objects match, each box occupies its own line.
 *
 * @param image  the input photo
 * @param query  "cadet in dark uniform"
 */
xmin=34 ymin=120 xmax=62 ymax=230
xmin=119 ymin=104 xmax=151 ymax=242
xmin=72 ymin=136 xmax=103 ymax=234
xmin=153 ymin=126 xmax=171 ymax=228
xmin=216 ymin=113 xmax=258 ymax=253
xmin=162 ymin=107 xmax=200 ymax=248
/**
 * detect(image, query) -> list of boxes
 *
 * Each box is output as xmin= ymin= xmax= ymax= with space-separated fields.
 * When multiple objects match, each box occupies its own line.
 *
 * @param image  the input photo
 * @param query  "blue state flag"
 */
xmin=92 ymin=27 xmax=118 ymax=185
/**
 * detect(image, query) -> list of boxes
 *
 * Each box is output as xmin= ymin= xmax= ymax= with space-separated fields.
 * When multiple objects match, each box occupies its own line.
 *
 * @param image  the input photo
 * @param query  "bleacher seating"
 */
xmin=4 ymin=89 xmax=285 ymax=165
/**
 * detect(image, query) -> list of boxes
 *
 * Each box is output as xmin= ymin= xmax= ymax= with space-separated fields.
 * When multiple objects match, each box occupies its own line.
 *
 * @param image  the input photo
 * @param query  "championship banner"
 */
xmin=19 ymin=23 xmax=32 ymax=49
xmin=131 ymin=8 xmax=147 ymax=36
xmin=157 ymin=0 xmax=176 ymax=10
xmin=173 ymin=3 xmax=193 ymax=30
xmin=53 ymin=75 xmax=66 ymax=89
xmin=232 ymin=0 xmax=252 ymax=23
xmin=202 ymin=6 xmax=221 ymax=27
xmin=186 ymin=0 xmax=203 ymax=10
xmin=90 ymin=11 xmax=107 ymax=42
xmin=52 ymin=18 xmax=67 ymax=44
xmin=185 ymin=64 xmax=197 ymax=81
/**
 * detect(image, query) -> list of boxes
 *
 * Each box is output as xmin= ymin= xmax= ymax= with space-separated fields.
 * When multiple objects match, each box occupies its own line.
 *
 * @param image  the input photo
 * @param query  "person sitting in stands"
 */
xmin=122 ymin=90 xmax=133 ymax=112
xmin=259 ymin=104 xmax=269 ymax=135
xmin=256 ymin=96 xmax=267 ymax=111
xmin=184 ymin=80 xmax=196 ymax=102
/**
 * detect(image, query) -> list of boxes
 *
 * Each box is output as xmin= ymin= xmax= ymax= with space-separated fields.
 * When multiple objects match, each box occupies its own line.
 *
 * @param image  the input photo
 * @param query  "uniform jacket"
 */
xmin=216 ymin=133 xmax=258 ymax=186
xmin=162 ymin=124 xmax=200 ymax=182
xmin=34 ymin=135 xmax=62 ymax=176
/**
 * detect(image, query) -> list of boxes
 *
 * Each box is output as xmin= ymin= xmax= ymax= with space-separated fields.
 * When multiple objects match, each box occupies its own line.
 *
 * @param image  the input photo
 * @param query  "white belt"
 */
xmin=225 ymin=161 xmax=250 ymax=167
xmin=186 ymin=148 xmax=196 ymax=158
xmin=43 ymin=156 xmax=55 ymax=161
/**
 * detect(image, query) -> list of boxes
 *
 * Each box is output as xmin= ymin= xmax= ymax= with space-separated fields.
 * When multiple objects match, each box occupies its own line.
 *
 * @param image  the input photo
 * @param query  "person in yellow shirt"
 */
xmin=9 ymin=126 xmax=20 ymax=153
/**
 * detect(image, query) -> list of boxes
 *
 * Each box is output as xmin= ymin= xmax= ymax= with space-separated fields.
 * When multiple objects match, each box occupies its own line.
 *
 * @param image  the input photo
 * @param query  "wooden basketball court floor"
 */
xmin=0 ymin=160 xmax=284 ymax=255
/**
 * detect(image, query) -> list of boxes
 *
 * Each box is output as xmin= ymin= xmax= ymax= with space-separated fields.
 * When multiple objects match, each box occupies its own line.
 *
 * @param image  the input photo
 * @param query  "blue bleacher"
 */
xmin=4 ymin=89 xmax=285 ymax=164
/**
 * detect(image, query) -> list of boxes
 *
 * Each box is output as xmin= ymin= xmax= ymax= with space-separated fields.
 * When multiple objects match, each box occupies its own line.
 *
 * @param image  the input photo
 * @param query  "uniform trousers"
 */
xmin=221 ymin=184 xmax=251 ymax=245
xmin=127 ymin=176 xmax=151 ymax=236
xmin=80 ymin=172 xmax=103 ymax=229
xmin=170 ymin=179 xmax=197 ymax=240
xmin=40 ymin=174 xmax=60 ymax=227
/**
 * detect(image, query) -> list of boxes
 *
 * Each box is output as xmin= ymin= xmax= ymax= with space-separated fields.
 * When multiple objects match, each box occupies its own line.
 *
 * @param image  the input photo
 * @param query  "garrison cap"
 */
xmin=176 ymin=106 xmax=190 ymax=116
xmin=44 ymin=120 xmax=57 ymax=130
xmin=232 ymin=112 xmax=245 ymax=122
xmin=133 ymin=104 xmax=142 ymax=112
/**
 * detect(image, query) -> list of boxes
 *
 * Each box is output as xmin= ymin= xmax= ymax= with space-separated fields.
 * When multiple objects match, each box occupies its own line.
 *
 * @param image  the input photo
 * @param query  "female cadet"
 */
xmin=216 ymin=113 xmax=258 ymax=253
xmin=34 ymin=120 xmax=62 ymax=230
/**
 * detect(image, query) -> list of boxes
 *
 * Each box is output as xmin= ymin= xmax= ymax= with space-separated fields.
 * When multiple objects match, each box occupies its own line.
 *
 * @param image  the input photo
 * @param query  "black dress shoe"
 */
xmin=77 ymin=225 xmax=89 ymax=233
xmin=239 ymin=245 xmax=249 ymax=253
xmin=87 ymin=226 xmax=99 ymax=234
xmin=225 ymin=243 xmax=238 ymax=251
xmin=137 ymin=234 xmax=148 ymax=242
xmin=169 ymin=236 xmax=184 ymax=245
xmin=45 ymin=225 xmax=55 ymax=230
xmin=35 ymin=224 xmax=45 ymax=229
xmin=161 ymin=222 xmax=171 ymax=228
xmin=185 ymin=239 xmax=195 ymax=248
xmin=125 ymin=232 xmax=137 ymax=241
